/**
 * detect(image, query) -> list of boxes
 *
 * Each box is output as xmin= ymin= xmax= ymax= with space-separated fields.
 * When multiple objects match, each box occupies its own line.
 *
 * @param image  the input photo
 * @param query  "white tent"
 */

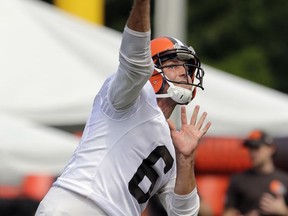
xmin=0 ymin=0 xmax=120 ymax=125
xmin=0 ymin=113 xmax=79 ymax=184
xmin=2 ymin=0 xmax=288 ymax=137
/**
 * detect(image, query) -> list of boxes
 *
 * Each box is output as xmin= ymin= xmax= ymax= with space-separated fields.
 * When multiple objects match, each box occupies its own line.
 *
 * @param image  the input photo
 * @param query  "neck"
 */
xmin=157 ymin=98 xmax=177 ymax=119
xmin=254 ymin=160 xmax=275 ymax=174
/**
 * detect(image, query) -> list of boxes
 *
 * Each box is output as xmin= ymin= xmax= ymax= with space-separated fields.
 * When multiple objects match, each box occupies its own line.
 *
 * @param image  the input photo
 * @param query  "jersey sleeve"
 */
xmin=108 ymin=26 xmax=154 ymax=110
xmin=157 ymin=177 xmax=200 ymax=216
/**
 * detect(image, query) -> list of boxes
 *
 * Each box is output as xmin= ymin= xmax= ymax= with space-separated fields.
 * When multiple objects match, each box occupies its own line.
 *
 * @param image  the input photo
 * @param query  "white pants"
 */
xmin=35 ymin=186 xmax=107 ymax=216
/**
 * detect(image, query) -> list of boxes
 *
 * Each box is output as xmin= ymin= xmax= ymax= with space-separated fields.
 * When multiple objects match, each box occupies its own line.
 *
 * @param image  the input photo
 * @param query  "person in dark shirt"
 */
xmin=223 ymin=129 xmax=288 ymax=216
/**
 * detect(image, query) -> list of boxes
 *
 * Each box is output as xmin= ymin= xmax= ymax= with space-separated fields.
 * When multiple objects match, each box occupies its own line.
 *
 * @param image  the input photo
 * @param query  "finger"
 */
xmin=195 ymin=111 xmax=207 ymax=129
xmin=202 ymin=121 xmax=212 ymax=134
xmin=167 ymin=119 xmax=176 ymax=132
xmin=190 ymin=105 xmax=200 ymax=125
xmin=259 ymin=193 xmax=273 ymax=206
xmin=259 ymin=200 xmax=272 ymax=213
xmin=261 ymin=193 xmax=274 ymax=202
xmin=275 ymin=193 xmax=285 ymax=200
xmin=181 ymin=106 xmax=187 ymax=125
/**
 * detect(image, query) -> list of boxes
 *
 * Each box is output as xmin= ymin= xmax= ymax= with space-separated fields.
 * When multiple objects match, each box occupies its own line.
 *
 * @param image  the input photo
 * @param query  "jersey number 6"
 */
xmin=128 ymin=145 xmax=174 ymax=204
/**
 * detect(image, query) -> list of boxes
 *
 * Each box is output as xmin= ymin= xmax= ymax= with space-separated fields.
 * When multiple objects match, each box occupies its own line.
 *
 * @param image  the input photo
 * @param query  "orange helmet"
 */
xmin=149 ymin=37 xmax=204 ymax=103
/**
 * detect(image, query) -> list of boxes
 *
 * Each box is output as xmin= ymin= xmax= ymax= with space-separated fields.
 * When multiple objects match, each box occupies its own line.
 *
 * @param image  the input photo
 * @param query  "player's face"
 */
xmin=161 ymin=59 xmax=193 ymax=90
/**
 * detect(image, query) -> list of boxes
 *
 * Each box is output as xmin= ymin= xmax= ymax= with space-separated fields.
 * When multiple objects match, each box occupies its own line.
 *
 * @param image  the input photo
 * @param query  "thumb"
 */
xmin=275 ymin=193 xmax=285 ymax=200
xmin=167 ymin=119 xmax=176 ymax=133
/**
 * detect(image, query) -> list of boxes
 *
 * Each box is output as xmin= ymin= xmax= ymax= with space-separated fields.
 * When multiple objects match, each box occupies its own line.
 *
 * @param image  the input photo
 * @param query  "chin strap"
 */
xmin=156 ymin=82 xmax=193 ymax=105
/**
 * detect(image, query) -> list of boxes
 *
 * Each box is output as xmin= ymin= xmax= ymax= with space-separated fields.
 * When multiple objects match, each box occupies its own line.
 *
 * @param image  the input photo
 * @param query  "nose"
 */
xmin=178 ymin=65 xmax=189 ymax=77
xmin=174 ymin=64 xmax=185 ymax=73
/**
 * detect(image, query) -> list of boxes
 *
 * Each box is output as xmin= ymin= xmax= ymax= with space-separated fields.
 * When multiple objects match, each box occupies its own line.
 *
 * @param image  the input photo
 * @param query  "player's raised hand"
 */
xmin=167 ymin=105 xmax=211 ymax=157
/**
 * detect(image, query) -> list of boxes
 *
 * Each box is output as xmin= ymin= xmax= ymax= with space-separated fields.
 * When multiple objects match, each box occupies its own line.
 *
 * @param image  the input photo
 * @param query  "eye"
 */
xmin=167 ymin=65 xmax=176 ymax=70
xmin=164 ymin=64 xmax=181 ymax=70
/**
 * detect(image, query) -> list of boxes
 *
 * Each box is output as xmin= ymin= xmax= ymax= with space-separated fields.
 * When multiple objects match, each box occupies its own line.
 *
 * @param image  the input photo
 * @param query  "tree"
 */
xmin=188 ymin=0 xmax=288 ymax=93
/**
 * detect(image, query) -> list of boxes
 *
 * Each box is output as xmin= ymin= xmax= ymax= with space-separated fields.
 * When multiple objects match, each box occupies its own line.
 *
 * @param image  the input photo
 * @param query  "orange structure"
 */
xmin=22 ymin=174 xmax=55 ymax=201
xmin=194 ymin=136 xmax=251 ymax=215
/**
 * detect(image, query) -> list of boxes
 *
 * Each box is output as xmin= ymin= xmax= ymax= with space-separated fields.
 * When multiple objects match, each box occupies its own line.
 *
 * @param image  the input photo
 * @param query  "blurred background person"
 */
xmin=223 ymin=130 xmax=288 ymax=216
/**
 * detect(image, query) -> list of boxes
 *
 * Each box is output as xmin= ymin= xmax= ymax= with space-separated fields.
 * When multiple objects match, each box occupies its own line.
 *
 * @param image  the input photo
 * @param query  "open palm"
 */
xmin=167 ymin=105 xmax=211 ymax=157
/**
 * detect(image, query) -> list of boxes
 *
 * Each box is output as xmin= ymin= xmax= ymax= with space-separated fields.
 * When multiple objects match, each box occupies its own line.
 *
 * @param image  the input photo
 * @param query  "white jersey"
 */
xmin=54 ymin=27 xmax=177 ymax=216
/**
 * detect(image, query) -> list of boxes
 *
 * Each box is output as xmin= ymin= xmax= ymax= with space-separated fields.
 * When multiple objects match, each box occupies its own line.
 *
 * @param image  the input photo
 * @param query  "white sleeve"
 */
xmin=168 ymin=189 xmax=200 ymax=216
xmin=108 ymin=26 xmax=154 ymax=110
xmin=158 ymin=181 xmax=200 ymax=216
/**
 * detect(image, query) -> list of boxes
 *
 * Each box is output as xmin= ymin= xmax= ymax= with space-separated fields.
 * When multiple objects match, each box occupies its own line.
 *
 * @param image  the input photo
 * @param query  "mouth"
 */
xmin=177 ymin=83 xmax=193 ymax=90
xmin=178 ymin=81 xmax=187 ymax=84
xmin=177 ymin=80 xmax=193 ymax=85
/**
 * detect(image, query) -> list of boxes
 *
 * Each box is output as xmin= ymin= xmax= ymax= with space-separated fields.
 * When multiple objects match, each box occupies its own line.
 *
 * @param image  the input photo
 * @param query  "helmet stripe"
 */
xmin=167 ymin=37 xmax=186 ymax=46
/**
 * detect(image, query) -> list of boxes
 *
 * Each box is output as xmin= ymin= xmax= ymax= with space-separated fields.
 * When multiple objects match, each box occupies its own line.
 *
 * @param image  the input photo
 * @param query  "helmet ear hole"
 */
xmin=149 ymin=72 xmax=164 ymax=93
